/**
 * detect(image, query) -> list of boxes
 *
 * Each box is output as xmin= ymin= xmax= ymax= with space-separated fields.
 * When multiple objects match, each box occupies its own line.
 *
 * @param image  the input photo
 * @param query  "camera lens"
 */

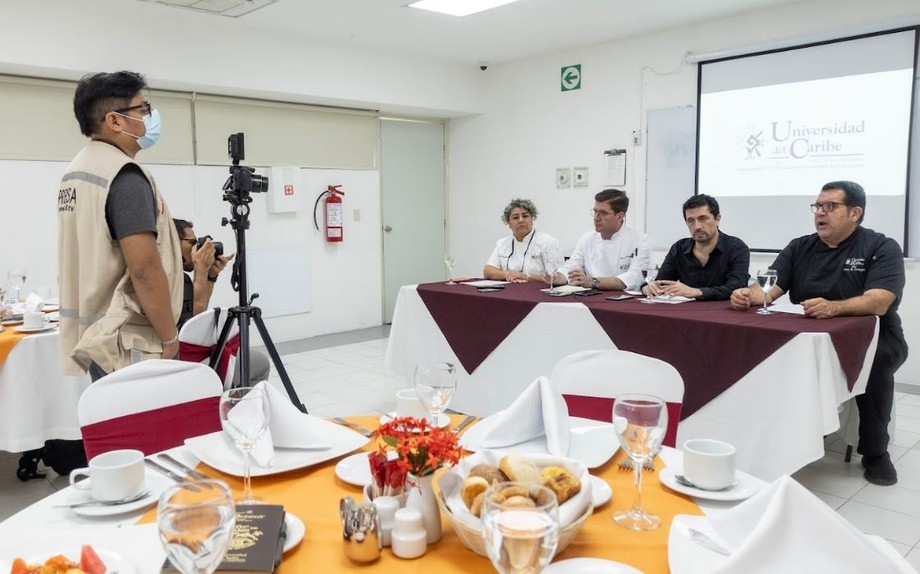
xmin=251 ymin=174 xmax=269 ymax=193
xmin=213 ymin=241 xmax=224 ymax=258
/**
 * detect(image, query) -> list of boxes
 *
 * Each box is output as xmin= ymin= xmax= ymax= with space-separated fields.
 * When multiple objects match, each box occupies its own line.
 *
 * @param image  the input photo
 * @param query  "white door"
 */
xmin=381 ymin=119 xmax=446 ymax=323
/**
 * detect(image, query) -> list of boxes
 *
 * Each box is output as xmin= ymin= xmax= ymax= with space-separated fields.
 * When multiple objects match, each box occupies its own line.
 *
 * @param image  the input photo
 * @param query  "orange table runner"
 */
xmin=143 ymin=415 xmax=703 ymax=573
xmin=0 ymin=328 xmax=28 ymax=368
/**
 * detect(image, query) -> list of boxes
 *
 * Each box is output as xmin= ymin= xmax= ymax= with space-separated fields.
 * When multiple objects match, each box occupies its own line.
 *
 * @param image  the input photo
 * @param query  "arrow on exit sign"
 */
xmin=561 ymin=64 xmax=581 ymax=91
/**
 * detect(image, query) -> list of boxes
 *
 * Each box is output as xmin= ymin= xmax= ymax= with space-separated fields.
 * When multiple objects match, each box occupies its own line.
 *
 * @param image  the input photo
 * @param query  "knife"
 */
xmin=452 ymin=415 xmax=478 ymax=435
xmin=145 ymin=458 xmax=187 ymax=483
xmin=157 ymin=453 xmax=209 ymax=481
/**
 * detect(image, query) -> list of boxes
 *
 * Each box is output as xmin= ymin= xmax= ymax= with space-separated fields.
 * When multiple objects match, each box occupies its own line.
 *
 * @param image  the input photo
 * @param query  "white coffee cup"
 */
xmin=395 ymin=389 xmax=428 ymax=419
xmin=682 ymin=439 xmax=736 ymax=490
xmin=22 ymin=311 xmax=49 ymax=330
xmin=69 ymin=449 xmax=145 ymax=501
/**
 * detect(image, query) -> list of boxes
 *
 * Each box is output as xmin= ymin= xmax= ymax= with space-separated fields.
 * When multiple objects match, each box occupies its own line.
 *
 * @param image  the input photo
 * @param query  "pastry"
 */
xmin=468 ymin=464 xmax=509 ymax=485
xmin=502 ymin=495 xmax=536 ymax=509
xmin=470 ymin=491 xmax=486 ymax=517
xmin=543 ymin=469 xmax=582 ymax=504
xmin=461 ymin=476 xmax=490 ymax=509
xmin=499 ymin=453 xmax=542 ymax=485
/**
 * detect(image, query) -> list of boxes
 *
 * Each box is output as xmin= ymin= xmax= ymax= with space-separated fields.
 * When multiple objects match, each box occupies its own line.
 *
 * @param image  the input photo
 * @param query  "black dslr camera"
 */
xmin=225 ymin=133 xmax=268 ymax=194
xmin=196 ymin=235 xmax=224 ymax=258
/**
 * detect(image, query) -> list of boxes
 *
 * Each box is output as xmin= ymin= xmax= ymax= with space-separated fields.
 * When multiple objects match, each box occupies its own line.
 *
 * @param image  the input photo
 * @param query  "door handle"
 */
xmin=384 ymin=225 xmax=393 ymax=233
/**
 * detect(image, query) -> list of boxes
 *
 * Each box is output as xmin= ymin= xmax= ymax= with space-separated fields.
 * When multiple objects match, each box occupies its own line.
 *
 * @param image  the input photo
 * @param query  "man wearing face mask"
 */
xmin=58 ymin=70 xmax=183 ymax=382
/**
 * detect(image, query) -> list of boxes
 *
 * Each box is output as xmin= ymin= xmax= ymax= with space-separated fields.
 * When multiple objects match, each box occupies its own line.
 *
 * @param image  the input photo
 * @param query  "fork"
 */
xmin=331 ymin=417 xmax=374 ymax=438
xmin=618 ymin=458 xmax=656 ymax=472
xmin=55 ymin=490 xmax=151 ymax=508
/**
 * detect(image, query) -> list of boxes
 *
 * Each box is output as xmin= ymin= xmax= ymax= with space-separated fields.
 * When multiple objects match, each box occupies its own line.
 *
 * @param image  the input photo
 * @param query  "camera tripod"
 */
xmin=210 ymin=158 xmax=307 ymax=413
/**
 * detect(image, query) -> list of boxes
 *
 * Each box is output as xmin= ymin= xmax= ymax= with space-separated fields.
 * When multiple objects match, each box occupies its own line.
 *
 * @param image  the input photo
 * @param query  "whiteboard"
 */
xmin=644 ymin=106 xmax=697 ymax=250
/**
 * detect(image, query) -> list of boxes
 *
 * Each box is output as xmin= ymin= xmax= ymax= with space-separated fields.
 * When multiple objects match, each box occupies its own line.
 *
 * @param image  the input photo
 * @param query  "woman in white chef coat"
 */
xmin=483 ymin=199 xmax=560 ymax=283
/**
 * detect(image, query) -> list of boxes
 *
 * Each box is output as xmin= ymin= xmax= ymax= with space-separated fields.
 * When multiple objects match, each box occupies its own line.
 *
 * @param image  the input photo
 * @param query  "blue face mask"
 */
xmin=118 ymin=108 xmax=161 ymax=149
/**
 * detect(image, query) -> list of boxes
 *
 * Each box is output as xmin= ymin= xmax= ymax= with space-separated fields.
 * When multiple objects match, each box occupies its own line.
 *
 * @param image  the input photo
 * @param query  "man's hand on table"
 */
xmin=730 ymin=287 xmax=752 ymax=310
xmin=802 ymin=298 xmax=840 ymax=319
xmin=567 ymin=269 xmax=593 ymax=288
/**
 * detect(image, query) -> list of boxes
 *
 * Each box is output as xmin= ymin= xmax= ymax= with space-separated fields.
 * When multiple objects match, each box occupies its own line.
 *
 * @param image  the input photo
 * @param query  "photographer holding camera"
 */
xmin=173 ymin=218 xmax=270 ymax=385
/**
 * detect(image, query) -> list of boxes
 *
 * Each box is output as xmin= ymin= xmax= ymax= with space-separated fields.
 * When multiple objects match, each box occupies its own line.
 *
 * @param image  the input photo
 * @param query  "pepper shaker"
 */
xmin=391 ymin=507 xmax=427 ymax=559
xmin=373 ymin=496 xmax=400 ymax=547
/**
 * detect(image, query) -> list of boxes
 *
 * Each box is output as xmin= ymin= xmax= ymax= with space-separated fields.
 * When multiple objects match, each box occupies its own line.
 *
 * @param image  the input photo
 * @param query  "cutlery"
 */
xmin=688 ymin=527 xmax=731 ymax=556
xmin=55 ymin=490 xmax=151 ymax=509
xmin=674 ymin=474 xmax=733 ymax=491
xmin=145 ymin=458 xmax=192 ymax=484
xmin=451 ymin=415 xmax=478 ymax=435
xmin=331 ymin=417 xmax=374 ymax=438
xmin=617 ymin=457 xmax=655 ymax=472
xmin=157 ymin=453 xmax=209 ymax=481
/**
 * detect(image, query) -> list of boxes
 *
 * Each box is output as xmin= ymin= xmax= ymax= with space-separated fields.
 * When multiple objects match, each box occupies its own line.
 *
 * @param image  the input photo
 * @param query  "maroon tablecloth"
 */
xmin=415 ymin=282 xmax=877 ymax=419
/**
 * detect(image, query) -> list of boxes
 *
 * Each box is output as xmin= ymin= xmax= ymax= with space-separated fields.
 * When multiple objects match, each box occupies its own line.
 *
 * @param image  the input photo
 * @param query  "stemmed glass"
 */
xmin=444 ymin=253 xmax=457 ymax=285
xmin=756 ymin=269 xmax=778 ymax=315
xmin=541 ymin=247 xmax=563 ymax=294
xmin=7 ymin=269 xmax=26 ymax=303
xmin=639 ymin=265 xmax=659 ymax=303
xmin=413 ymin=361 xmax=457 ymax=428
xmin=612 ymin=394 xmax=668 ymax=530
xmin=481 ymin=482 xmax=560 ymax=574
xmin=158 ymin=479 xmax=236 ymax=574
xmin=219 ymin=386 xmax=270 ymax=504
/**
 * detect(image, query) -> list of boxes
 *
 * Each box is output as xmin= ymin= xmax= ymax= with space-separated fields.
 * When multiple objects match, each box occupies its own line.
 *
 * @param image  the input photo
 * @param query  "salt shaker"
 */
xmin=373 ymin=496 xmax=400 ymax=547
xmin=340 ymin=497 xmax=382 ymax=563
xmin=391 ymin=507 xmax=427 ymax=559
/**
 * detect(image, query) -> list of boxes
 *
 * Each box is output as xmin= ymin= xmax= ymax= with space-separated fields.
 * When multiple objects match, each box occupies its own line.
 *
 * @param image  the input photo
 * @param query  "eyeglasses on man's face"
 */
xmin=114 ymin=100 xmax=152 ymax=116
xmin=810 ymin=201 xmax=847 ymax=214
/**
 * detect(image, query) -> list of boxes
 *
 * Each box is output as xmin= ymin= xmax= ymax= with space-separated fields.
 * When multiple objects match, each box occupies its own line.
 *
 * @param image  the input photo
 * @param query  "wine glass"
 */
xmin=541 ymin=247 xmax=563 ymax=294
xmin=219 ymin=386 xmax=270 ymax=504
xmin=612 ymin=394 xmax=668 ymax=530
xmin=158 ymin=479 xmax=236 ymax=574
xmin=7 ymin=269 xmax=26 ymax=303
xmin=756 ymin=269 xmax=778 ymax=315
xmin=413 ymin=361 xmax=457 ymax=428
xmin=444 ymin=253 xmax=457 ymax=285
xmin=481 ymin=482 xmax=560 ymax=574
xmin=639 ymin=264 xmax=659 ymax=303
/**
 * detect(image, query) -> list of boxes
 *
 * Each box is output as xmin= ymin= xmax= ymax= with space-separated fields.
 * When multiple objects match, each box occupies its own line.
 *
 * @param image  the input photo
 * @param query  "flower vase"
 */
xmin=405 ymin=473 xmax=442 ymax=544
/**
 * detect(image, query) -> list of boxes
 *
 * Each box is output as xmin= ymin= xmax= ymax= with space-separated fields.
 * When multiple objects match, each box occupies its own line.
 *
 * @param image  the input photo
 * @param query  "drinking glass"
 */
xmin=158 ymin=479 xmax=236 ymax=574
xmin=444 ymin=253 xmax=457 ymax=285
xmin=413 ymin=361 xmax=457 ymax=428
xmin=7 ymin=269 xmax=26 ymax=303
xmin=481 ymin=482 xmax=560 ymax=574
xmin=541 ymin=247 xmax=563 ymax=294
xmin=219 ymin=386 xmax=270 ymax=504
xmin=639 ymin=265 xmax=659 ymax=303
xmin=612 ymin=394 xmax=668 ymax=530
xmin=756 ymin=269 xmax=778 ymax=315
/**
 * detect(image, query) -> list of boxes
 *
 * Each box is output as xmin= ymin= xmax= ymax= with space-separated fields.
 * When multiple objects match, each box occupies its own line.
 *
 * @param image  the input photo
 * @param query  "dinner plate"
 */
xmin=13 ymin=323 xmax=57 ymax=333
xmin=380 ymin=411 xmax=450 ymax=429
xmin=545 ymin=557 xmax=644 ymax=574
xmin=42 ymin=304 xmax=60 ymax=312
xmin=283 ymin=513 xmax=305 ymax=553
xmin=659 ymin=467 xmax=759 ymax=502
xmin=66 ymin=469 xmax=173 ymax=517
xmin=590 ymin=475 xmax=612 ymax=508
xmin=1 ymin=318 xmax=22 ymax=326
xmin=186 ymin=424 xmax=369 ymax=477
xmin=335 ymin=451 xmax=373 ymax=486
xmin=459 ymin=415 xmax=619 ymax=469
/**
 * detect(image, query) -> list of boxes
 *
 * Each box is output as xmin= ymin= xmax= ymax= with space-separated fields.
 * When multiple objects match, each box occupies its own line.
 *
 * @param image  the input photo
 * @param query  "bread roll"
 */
xmin=540 ymin=465 xmax=568 ymax=482
xmin=502 ymin=495 xmax=536 ymax=509
xmin=470 ymin=491 xmax=486 ymax=517
xmin=499 ymin=454 xmax=542 ymax=486
xmin=469 ymin=464 xmax=509 ymax=485
xmin=461 ymin=476 xmax=490 ymax=509
xmin=543 ymin=471 xmax=582 ymax=505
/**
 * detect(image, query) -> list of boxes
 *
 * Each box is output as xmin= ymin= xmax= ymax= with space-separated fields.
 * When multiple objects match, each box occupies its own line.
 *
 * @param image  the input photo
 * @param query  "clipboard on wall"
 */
xmin=604 ymin=148 xmax=627 ymax=187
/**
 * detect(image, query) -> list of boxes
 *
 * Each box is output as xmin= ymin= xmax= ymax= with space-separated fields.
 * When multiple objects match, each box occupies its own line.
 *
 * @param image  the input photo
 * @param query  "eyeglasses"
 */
xmin=590 ymin=208 xmax=615 ymax=218
xmin=810 ymin=201 xmax=847 ymax=214
xmin=180 ymin=238 xmax=197 ymax=245
xmin=114 ymin=100 xmax=152 ymax=116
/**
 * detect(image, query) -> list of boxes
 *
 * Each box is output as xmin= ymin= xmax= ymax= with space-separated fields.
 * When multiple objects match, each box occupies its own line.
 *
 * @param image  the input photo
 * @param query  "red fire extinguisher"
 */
xmin=313 ymin=185 xmax=345 ymax=242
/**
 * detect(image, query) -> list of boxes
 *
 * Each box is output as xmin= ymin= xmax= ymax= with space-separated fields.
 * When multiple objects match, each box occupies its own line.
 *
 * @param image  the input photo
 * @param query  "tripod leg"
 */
xmin=251 ymin=308 xmax=307 ymax=413
xmin=211 ymin=310 xmax=236 ymax=373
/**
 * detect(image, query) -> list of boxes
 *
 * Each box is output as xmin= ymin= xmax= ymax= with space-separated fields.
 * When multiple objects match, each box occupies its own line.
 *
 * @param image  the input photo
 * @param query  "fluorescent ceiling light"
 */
xmin=408 ymin=0 xmax=522 ymax=17
xmin=135 ymin=0 xmax=277 ymax=18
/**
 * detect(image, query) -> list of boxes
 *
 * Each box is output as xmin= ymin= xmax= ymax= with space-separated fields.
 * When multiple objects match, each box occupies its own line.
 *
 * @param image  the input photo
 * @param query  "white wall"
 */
xmin=449 ymin=0 xmax=920 ymax=385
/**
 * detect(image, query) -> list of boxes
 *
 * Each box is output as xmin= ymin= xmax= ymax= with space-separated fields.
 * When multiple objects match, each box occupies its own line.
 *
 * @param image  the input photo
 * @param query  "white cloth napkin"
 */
xmin=480 ymin=377 xmax=570 ymax=456
xmin=243 ymin=382 xmax=332 ymax=467
xmin=24 ymin=292 xmax=45 ymax=312
xmin=705 ymin=475 xmax=906 ymax=573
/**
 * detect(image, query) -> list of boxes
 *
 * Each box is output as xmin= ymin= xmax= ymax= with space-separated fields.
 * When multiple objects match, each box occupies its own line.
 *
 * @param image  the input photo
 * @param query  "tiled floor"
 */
xmin=2 ymin=329 xmax=920 ymax=570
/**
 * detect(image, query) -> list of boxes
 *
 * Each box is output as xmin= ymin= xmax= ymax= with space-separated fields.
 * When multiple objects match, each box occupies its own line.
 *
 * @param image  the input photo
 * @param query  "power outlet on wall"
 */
xmin=573 ymin=167 xmax=589 ymax=188
xmin=556 ymin=167 xmax=571 ymax=189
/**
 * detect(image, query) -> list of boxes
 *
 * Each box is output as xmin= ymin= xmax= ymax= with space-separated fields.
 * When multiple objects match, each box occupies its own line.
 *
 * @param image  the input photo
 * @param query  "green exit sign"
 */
xmin=561 ymin=64 xmax=581 ymax=92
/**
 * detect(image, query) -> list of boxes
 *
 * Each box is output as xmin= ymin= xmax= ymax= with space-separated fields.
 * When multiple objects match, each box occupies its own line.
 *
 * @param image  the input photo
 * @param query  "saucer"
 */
xmin=335 ymin=451 xmax=372 ymax=486
xmin=545 ymin=558 xmax=644 ymax=573
xmin=589 ymin=475 xmax=612 ymax=507
xmin=66 ymin=470 xmax=173 ymax=517
xmin=13 ymin=323 xmax=57 ymax=333
xmin=380 ymin=412 xmax=450 ymax=429
xmin=659 ymin=467 xmax=759 ymax=502
xmin=283 ymin=513 xmax=305 ymax=553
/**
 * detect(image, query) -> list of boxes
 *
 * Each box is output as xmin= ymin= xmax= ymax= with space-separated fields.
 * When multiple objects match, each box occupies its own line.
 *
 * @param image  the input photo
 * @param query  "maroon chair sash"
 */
xmin=178 ymin=333 xmax=241 ymax=382
xmin=81 ymin=396 xmax=221 ymax=460
xmin=562 ymin=394 xmax=683 ymax=448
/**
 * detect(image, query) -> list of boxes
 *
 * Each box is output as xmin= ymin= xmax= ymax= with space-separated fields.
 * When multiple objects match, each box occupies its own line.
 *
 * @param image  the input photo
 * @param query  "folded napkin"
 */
xmin=706 ymin=475 xmax=906 ymax=573
xmin=480 ymin=377 xmax=570 ymax=456
xmin=24 ymin=292 xmax=45 ymax=312
xmin=241 ymin=382 xmax=332 ymax=467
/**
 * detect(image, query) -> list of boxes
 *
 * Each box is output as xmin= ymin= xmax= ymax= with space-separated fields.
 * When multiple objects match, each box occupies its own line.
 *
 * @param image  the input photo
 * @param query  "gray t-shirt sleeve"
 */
xmin=105 ymin=164 xmax=157 ymax=240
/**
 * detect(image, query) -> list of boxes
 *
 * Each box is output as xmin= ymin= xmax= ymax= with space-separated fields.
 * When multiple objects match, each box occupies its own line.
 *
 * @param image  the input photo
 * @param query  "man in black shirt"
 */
xmin=731 ymin=181 xmax=908 ymax=486
xmin=644 ymin=194 xmax=750 ymax=300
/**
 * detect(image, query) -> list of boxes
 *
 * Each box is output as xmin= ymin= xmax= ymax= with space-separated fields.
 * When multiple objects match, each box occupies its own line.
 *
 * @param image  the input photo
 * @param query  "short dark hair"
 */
xmin=821 ymin=180 xmax=866 ymax=223
xmin=173 ymin=218 xmax=194 ymax=237
xmin=501 ymin=198 xmax=538 ymax=224
xmin=594 ymin=188 xmax=629 ymax=213
xmin=682 ymin=194 xmax=720 ymax=219
xmin=73 ymin=71 xmax=147 ymax=137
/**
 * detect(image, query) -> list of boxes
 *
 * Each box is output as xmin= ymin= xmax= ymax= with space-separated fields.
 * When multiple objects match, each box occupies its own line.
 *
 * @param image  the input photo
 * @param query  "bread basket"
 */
xmin=435 ymin=452 xmax=594 ymax=557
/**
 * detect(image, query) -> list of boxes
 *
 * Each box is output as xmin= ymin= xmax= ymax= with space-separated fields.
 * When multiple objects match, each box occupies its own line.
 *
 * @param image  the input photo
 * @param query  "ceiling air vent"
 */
xmin=135 ymin=0 xmax=278 ymax=18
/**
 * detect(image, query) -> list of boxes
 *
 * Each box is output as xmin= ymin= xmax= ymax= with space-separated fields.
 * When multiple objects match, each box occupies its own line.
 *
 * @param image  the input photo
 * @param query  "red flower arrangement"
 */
xmin=376 ymin=416 xmax=462 ymax=478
